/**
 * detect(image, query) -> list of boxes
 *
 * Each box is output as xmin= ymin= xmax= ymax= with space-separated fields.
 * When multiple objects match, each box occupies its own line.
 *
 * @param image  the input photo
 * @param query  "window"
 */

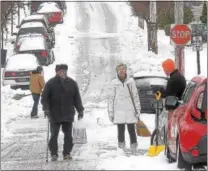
xmin=197 ymin=92 xmax=204 ymax=110
xmin=182 ymin=81 xmax=196 ymax=103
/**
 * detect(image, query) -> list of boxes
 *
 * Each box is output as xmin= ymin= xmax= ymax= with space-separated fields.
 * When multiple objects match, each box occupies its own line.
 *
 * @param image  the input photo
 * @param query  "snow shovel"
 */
xmin=72 ymin=120 xmax=87 ymax=144
xmin=127 ymin=84 xmax=151 ymax=137
xmin=148 ymin=91 xmax=165 ymax=157
xmin=12 ymin=93 xmax=32 ymax=100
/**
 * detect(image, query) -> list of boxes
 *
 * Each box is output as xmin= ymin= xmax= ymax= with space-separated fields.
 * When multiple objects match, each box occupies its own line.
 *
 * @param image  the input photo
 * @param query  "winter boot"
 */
xmin=31 ymin=115 xmax=39 ymax=119
xmin=130 ymin=143 xmax=138 ymax=155
xmin=63 ymin=154 xmax=73 ymax=160
xmin=51 ymin=155 xmax=58 ymax=161
xmin=118 ymin=142 xmax=126 ymax=149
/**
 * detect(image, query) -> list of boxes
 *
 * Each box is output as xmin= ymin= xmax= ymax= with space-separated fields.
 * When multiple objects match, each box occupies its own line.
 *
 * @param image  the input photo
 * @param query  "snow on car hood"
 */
xmin=36 ymin=2 xmax=62 ymax=13
xmin=6 ymin=54 xmax=38 ymax=71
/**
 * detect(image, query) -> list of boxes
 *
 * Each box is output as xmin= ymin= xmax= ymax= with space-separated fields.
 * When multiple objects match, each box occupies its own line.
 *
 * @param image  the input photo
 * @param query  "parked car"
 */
xmin=2 ymin=54 xmax=41 ymax=89
xmin=17 ymin=36 xmax=55 ymax=66
xmin=165 ymin=75 xmax=207 ymax=170
xmin=133 ymin=73 xmax=168 ymax=114
xmin=17 ymin=14 xmax=55 ymax=40
xmin=11 ymin=33 xmax=52 ymax=53
xmin=14 ymin=22 xmax=55 ymax=48
xmin=36 ymin=2 xmax=64 ymax=25
xmin=30 ymin=1 xmax=66 ymax=14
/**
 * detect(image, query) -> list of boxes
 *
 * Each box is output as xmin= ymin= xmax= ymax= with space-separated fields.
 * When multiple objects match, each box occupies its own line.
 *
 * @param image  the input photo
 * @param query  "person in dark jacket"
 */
xmin=29 ymin=66 xmax=45 ymax=118
xmin=162 ymin=58 xmax=186 ymax=100
xmin=41 ymin=64 xmax=84 ymax=161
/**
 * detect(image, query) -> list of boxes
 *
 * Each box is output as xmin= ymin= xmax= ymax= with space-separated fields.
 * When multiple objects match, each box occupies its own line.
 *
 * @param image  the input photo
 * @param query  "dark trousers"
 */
xmin=117 ymin=124 xmax=137 ymax=144
xmin=31 ymin=93 xmax=40 ymax=116
xmin=49 ymin=122 xmax=74 ymax=157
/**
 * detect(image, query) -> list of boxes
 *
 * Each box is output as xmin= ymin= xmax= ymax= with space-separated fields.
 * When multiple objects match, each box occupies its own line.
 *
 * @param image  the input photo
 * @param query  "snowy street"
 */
xmin=1 ymin=2 xmax=207 ymax=170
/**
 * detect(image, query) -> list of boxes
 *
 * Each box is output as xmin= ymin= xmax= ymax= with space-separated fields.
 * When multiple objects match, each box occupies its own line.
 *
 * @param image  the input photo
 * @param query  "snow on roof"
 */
xmin=37 ymin=2 xmax=62 ymax=13
xmin=22 ymin=14 xmax=45 ymax=21
xmin=20 ymin=22 xmax=44 ymax=28
xmin=19 ymin=37 xmax=45 ymax=51
xmin=6 ymin=54 xmax=38 ymax=71
xmin=18 ymin=33 xmax=43 ymax=39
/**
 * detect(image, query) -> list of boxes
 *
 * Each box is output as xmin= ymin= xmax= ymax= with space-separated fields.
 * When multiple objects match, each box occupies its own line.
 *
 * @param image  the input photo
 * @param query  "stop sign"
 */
xmin=170 ymin=24 xmax=192 ymax=45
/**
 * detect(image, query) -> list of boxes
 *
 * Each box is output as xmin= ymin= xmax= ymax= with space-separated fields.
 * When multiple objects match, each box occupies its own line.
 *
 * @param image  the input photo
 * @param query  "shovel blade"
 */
xmin=147 ymin=145 xmax=165 ymax=157
xmin=72 ymin=128 xmax=87 ymax=144
xmin=12 ymin=94 xmax=25 ymax=100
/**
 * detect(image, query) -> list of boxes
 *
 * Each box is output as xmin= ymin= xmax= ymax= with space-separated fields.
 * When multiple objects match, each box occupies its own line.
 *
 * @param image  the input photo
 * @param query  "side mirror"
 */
xmin=165 ymin=96 xmax=179 ymax=110
xmin=13 ymin=33 xmax=17 ymax=36
xmin=11 ymin=41 xmax=15 ymax=44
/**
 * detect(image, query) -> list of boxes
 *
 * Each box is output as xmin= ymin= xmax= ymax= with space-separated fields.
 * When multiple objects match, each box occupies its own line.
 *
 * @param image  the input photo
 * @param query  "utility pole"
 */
xmin=11 ymin=9 xmax=13 ymax=36
xmin=18 ymin=4 xmax=20 ymax=26
xmin=174 ymin=1 xmax=184 ymax=75
xmin=149 ymin=1 xmax=158 ymax=54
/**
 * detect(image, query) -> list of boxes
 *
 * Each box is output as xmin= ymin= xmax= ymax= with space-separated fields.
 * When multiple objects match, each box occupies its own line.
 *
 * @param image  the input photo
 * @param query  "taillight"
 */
xmin=16 ymin=44 xmax=20 ymax=49
xmin=54 ymin=12 xmax=61 ymax=17
xmin=5 ymin=72 xmax=16 ymax=77
xmin=190 ymin=148 xmax=199 ymax=157
xmin=41 ymin=51 xmax=47 ymax=57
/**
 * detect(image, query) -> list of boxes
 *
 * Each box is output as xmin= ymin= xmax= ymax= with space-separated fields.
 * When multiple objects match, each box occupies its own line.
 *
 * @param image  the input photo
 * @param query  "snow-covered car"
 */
xmin=17 ymin=14 xmax=55 ymax=38
xmin=18 ymin=36 xmax=55 ymax=66
xmin=2 ymin=54 xmax=40 ymax=89
xmin=36 ymin=2 xmax=64 ymax=25
xmin=14 ymin=22 xmax=55 ymax=48
xmin=30 ymin=1 xmax=66 ymax=14
xmin=11 ymin=33 xmax=52 ymax=53
xmin=133 ymin=73 xmax=168 ymax=114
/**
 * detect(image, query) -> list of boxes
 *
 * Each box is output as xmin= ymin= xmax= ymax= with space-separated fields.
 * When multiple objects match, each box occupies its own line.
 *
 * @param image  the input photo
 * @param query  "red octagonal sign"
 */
xmin=170 ymin=24 xmax=192 ymax=45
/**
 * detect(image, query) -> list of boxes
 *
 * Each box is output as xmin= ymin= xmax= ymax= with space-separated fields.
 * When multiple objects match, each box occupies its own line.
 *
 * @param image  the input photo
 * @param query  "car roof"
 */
xmin=22 ymin=14 xmax=45 ymax=21
xmin=37 ymin=2 xmax=62 ymax=13
xmin=19 ymin=37 xmax=45 ymax=51
xmin=191 ymin=75 xmax=207 ymax=85
xmin=6 ymin=54 xmax=38 ymax=71
xmin=20 ymin=21 xmax=45 ymax=28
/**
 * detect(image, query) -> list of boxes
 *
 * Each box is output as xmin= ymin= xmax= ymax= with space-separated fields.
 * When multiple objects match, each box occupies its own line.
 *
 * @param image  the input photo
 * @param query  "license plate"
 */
xmin=146 ymin=90 xmax=153 ymax=95
xmin=16 ymin=78 xmax=28 ymax=82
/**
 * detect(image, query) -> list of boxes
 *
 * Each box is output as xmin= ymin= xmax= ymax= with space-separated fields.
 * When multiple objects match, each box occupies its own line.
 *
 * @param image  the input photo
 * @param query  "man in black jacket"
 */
xmin=162 ymin=58 xmax=186 ymax=100
xmin=41 ymin=64 xmax=84 ymax=161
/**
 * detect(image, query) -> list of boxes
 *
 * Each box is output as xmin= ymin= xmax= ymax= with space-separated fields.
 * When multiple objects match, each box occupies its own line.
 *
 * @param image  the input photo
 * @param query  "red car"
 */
xmin=165 ymin=76 xmax=207 ymax=170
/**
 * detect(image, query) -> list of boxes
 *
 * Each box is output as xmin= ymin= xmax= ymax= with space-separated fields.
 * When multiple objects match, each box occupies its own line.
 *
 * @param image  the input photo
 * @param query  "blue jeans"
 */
xmin=31 ymin=93 xmax=40 ymax=117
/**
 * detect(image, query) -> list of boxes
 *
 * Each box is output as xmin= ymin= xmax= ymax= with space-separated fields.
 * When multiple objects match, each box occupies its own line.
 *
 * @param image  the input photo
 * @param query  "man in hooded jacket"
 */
xmin=41 ymin=64 xmax=84 ymax=161
xmin=108 ymin=63 xmax=141 ymax=155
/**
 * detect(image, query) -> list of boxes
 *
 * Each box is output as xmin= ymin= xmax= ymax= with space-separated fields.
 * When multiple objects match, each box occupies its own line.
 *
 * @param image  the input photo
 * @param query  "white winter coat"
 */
xmin=108 ymin=76 xmax=141 ymax=124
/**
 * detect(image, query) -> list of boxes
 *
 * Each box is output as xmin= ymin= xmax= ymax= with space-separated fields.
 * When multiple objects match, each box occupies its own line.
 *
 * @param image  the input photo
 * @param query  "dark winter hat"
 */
xmin=55 ymin=64 xmax=68 ymax=72
xmin=36 ymin=66 xmax=43 ymax=72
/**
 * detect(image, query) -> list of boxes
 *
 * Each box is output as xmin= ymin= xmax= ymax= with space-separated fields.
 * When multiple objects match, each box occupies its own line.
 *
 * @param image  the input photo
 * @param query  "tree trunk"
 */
xmin=11 ymin=10 xmax=13 ymax=36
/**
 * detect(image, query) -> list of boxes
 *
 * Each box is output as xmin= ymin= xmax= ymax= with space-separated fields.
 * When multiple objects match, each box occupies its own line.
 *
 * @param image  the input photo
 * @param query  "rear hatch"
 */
xmin=134 ymin=76 xmax=168 ymax=113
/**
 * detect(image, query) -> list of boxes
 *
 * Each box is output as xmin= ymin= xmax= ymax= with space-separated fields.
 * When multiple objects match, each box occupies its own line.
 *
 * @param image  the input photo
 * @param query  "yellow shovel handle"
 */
xmin=154 ymin=91 xmax=161 ymax=100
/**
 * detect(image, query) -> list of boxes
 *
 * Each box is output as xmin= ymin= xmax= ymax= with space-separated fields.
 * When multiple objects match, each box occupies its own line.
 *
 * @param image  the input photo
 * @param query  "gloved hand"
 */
xmin=109 ymin=112 xmax=114 ymax=122
xmin=78 ymin=112 xmax=84 ymax=120
xmin=135 ymin=112 xmax=140 ymax=119
xmin=44 ymin=110 xmax=50 ymax=118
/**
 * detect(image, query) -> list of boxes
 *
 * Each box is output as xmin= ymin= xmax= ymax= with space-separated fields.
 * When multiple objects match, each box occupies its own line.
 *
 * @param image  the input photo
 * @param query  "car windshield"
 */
xmin=18 ymin=27 xmax=46 ymax=36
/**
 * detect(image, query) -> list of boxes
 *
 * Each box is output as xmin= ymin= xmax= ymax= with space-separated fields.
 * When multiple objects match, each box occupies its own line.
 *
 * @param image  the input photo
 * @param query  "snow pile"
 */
xmin=5 ymin=54 xmax=38 ymax=71
xmin=37 ymin=2 xmax=62 ymax=13
xmin=19 ymin=37 xmax=45 ymax=51
xmin=20 ymin=22 xmax=44 ymax=28
xmin=22 ymin=14 xmax=45 ymax=21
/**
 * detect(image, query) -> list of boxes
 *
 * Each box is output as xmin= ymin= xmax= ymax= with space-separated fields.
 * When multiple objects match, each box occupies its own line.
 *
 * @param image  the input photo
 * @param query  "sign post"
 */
xmin=170 ymin=24 xmax=192 ymax=74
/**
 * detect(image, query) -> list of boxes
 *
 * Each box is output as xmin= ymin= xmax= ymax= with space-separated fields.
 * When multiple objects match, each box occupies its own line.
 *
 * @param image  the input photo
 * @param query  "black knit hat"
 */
xmin=55 ymin=64 xmax=68 ymax=72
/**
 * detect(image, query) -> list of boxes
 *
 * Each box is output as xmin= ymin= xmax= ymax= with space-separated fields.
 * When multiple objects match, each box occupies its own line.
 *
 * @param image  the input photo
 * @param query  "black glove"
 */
xmin=78 ymin=112 xmax=84 ymax=120
xmin=44 ymin=110 xmax=50 ymax=118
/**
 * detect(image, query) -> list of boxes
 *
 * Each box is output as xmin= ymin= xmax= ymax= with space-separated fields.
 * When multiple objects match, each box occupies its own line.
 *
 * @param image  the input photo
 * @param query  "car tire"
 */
xmin=177 ymin=140 xmax=192 ymax=170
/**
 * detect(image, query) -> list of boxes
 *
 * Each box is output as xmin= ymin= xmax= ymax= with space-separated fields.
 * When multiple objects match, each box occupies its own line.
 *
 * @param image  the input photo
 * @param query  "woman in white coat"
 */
xmin=108 ymin=63 xmax=141 ymax=154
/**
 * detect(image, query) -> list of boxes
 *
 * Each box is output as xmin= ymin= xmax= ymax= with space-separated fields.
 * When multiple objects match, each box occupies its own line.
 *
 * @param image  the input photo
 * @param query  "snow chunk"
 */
xmin=6 ymin=54 xmax=38 ymax=71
